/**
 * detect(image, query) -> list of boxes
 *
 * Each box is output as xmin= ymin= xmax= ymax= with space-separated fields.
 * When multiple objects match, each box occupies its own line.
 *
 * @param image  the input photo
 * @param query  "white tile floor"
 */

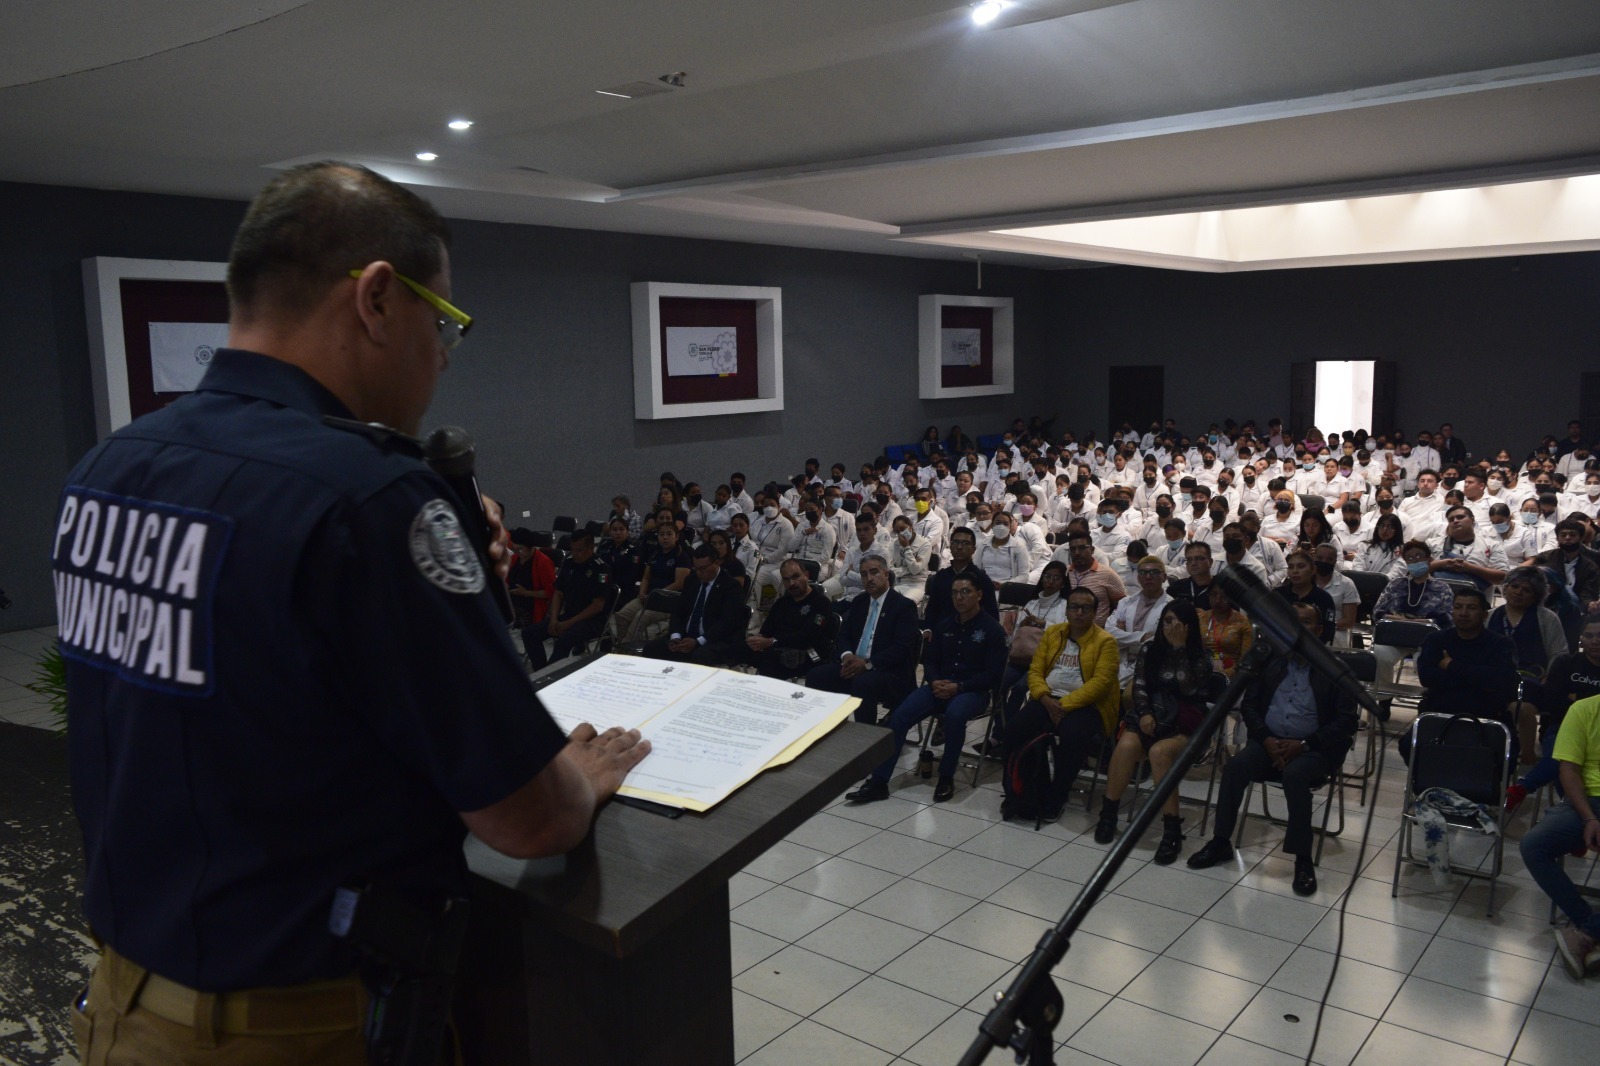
xmin=729 ymin=709 xmax=1600 ymax=1066
xmin=7 ymin=621 xmax=1597 ymax=1066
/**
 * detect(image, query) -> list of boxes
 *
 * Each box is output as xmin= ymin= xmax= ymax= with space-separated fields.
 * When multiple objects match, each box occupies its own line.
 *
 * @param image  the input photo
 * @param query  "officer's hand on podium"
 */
xmin=482 ymin=493 xmax=512 ymax=583
xmin=566 ymin=723 xmax=652 ymax=806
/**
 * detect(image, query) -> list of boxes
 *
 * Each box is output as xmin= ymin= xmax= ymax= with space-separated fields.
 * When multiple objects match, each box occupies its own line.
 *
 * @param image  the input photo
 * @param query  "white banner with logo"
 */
xmin=149 ymin=322 xmax=228 ymax=393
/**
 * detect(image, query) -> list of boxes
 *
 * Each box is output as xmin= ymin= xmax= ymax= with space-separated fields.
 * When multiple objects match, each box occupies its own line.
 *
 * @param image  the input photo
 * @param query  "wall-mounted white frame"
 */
xmin=83 ymin=257 xmax=229 ymax=440
xmin=631 ymin=281 xmax=783 ymax=419
xmin=918 ymin=294 xmax=1015 ymax=400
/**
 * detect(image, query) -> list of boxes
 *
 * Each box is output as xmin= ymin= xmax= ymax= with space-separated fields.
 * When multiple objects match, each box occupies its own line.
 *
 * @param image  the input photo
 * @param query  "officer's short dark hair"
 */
xmin=692 ymin=543 xmax=717 ymax=562
xmin=509 ymin=527 xmax=538 ymax=547
xmin=227 ymin=161 xmax=450 ymax=321
xmin=568 ymin=529 xmax=596 ymax=547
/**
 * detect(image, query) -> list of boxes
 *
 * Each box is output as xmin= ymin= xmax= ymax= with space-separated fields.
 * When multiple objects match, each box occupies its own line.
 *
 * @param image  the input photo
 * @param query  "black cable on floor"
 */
xmin=1303 ymin=721 xmax=1390 ymax=1066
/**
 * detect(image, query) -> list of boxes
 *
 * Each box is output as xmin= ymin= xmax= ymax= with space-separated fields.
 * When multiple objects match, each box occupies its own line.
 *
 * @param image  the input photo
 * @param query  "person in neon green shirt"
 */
xmin=1523 ymin=689 xmax=1600 ymax=978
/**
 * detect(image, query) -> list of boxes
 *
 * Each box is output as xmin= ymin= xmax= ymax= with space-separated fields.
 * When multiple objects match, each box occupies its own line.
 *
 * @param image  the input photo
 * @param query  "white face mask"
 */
xmin=1487 ymin=479 xmax=1503 ymax=493
xmin=762 ymin=506 xmax=778 ymax=519
xmin=977 ymin=519 xmax=992 ymax=531
xmin=993 ymin=526 xmax=1011 ymax=542
xmin=1587 ymin=483 xmax=1600 ymax=497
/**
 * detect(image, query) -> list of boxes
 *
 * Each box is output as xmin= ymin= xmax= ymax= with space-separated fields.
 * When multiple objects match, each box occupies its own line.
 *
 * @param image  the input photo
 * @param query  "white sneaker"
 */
xmin=1555 ymin=925 xmax=1595 ymax=980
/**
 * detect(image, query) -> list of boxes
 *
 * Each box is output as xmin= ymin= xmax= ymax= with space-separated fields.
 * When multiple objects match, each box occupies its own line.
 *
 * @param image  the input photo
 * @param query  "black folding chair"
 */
xmin=1297 ymin=494 xmax=1324 ymax=513
xmin=1345 ymin=569 xmax=1389 ymax=648
xmin=998 ymin=581 xmax=1038 ymax=608
xmin=1392 ymin=712 xmax=1512 ymax=915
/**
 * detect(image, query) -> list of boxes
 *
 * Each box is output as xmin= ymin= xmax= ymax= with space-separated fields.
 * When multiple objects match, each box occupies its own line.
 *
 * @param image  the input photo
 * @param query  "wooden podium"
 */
xmin=452 ymin=664 xmax=892 ymax=1066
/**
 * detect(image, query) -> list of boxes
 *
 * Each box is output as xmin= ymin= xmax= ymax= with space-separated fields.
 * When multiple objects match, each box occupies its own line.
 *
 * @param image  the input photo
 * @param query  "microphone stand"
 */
xmin=958 ymin=638 xmax=1276 ymax=1066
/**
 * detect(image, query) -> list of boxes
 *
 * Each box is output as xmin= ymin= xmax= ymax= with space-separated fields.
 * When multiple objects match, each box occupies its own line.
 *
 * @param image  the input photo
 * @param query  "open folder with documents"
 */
xmin=535 ymin=654 xmax=862 ymax=812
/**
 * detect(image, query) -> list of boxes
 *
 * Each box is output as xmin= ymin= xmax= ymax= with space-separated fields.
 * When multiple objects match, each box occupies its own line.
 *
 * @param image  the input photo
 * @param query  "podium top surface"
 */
xmin=464 ymin=657 xmax=893 ymax=958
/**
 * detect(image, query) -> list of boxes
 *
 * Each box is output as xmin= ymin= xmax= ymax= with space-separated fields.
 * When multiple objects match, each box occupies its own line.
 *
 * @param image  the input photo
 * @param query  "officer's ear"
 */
xmin=349 ymin=262 xmax=401 ymax=345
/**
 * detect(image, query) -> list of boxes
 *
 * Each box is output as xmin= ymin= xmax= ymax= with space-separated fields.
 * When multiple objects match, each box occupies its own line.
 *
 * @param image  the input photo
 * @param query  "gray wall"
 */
xmin=1047 ymin=253 xmax=1600 ymax=448
xmin=0 ymin=180 xmax=1050 ymax=631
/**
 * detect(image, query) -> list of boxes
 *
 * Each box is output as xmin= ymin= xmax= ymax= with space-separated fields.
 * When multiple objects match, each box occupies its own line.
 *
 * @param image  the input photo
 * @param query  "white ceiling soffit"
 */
xmin=901 ymin=173 xmax=1600 ymax=271
xmin=4 ymin=0 xmax=1600 ymax=267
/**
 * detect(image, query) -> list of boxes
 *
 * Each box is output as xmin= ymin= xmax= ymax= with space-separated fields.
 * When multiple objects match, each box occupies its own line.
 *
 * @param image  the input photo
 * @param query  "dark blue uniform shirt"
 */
xmin=54 ymin=349 xmax=567 ymax=991
xmin=925 ymin=610 xmax=1009 ymax=694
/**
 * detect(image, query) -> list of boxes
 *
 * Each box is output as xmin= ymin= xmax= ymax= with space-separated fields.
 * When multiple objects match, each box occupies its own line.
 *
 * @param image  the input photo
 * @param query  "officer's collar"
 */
xmin=196 ymin=348 xmax=357 ymax=421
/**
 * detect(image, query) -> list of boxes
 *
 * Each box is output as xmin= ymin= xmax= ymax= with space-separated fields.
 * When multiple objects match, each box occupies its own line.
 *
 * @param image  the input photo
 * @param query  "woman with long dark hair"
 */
xmin=1093 ymin=600 xmax=1214 ymax=863
xmin=1354 ymin=513 xmax=1405 ymax=577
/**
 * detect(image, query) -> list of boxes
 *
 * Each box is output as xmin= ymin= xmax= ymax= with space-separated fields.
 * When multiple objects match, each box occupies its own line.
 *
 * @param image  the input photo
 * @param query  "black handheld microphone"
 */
xmin=1215 ymin=563 xmax=1380 ymax=716
xmin=423 ymin=426 xmax=515 ymax=625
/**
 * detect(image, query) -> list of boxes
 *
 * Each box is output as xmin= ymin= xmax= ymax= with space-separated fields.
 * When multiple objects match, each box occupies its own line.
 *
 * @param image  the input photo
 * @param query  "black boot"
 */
xmin=1153 ymin=814 xmax=1185 ymax=865
xmin=1093 ymin=798 xmax=1120 ymax=844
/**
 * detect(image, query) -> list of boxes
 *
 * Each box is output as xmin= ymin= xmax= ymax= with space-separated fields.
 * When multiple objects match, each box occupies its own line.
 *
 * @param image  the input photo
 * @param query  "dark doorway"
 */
xmin=1580 ymin=373 xmax=1600 ymax=438
xmin=1108 ymin=365 xmax=1163 ymax=436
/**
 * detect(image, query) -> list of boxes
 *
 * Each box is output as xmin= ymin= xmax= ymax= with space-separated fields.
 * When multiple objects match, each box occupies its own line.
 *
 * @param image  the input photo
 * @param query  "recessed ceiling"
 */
xmin=4 ymin=0 xmax=1600 ymax=269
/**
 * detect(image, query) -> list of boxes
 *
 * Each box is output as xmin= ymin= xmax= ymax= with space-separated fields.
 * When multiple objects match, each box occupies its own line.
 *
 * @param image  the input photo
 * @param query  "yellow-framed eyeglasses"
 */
xmin=348 ymin=268 xmax=473 ymax=350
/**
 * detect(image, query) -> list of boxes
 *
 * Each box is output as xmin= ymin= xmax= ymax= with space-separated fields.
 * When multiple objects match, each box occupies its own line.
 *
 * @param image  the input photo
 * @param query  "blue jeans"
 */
xmin=871 ymin=686 xmax=989 ymax=782
xmin=1517 ymin=731 xmax=1564 ymax=795
xmin=1520 ymin=797 xmax=1600 ymax=937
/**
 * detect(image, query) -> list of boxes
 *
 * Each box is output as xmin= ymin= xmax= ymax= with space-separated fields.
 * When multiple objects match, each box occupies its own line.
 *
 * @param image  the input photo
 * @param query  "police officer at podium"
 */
xmin=54 ymin=161 xmax=649 ymax=1064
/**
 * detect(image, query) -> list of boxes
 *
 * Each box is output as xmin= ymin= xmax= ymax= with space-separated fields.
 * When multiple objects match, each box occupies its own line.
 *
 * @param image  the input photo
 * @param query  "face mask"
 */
xmin=1019 ymin=504 xmax=1035 ymax=517
xmin=1378 ymin=499 xmax=1393 ymax=509
xmin=1302 ymin=461 xmax=1316 ymax=471
xmin=978 ymin=518 xmax=992 ymax=531
xmin=875 ymin=497 xmax=890 ymax=509
xmin=1487 ymin=479 xmax=1503 ymax=493
xmin=1223 ymin=538 xmax=1243 ymax=554
xmin=1492 ymin=521 xmax=1510 ymax=535
xmin=1144 ymin=476 xmax=1156 ymax=485
xmin=993 ymin=526 xmax=1010 ymax=541
xmin=1521 ymin=511 xmax=1540 ymax=526
xmin=1407 ymin=561 xmax=1430 ymax=579
xmin=762 ymin=506 xmax=777 ymax=519
xmin=1097 ymin=513 xmax=1117 ymax=528
xmin=915 ymin=500 xmax=930 ymax=515
xmin=1275 ymin=500 xmax=1292 ymax=513
xmin=1177 ymin=493 xmax=1192 ymax=509
xmin=1156 ymin=506 xmax=1173 ymax=519
xmin=1588 ymin=483 xmax=1600 ymax=497
xmin=828 ymin=498 xmax=841 ymax=510
xmin=804 ymin=511 xmax=819 ymax=524
xmin=1243 ymin=476 xmax=1255 ymax=485
xmin=1314 ymin=560 xmax=1335 ymax=577
xmin=898 ymin=530 xmax=912 ymax=543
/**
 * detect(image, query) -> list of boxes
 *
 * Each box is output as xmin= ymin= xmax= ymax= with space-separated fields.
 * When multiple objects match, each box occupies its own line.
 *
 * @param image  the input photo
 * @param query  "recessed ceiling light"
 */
xmin=415 ymin=152 xmax=437 ymax=161
xmin=447 ymin=119 xmax=473 ymax=131
xmin=971 ymin=1 xmax=1007 ymax=26
xmin=595 ymin=89 xmax=633 ymax=99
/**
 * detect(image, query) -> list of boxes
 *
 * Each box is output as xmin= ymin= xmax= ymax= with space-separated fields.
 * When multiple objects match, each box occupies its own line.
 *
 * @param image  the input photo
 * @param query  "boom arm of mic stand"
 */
xmin=958 ymin=640 xmax=1276 ymax=1066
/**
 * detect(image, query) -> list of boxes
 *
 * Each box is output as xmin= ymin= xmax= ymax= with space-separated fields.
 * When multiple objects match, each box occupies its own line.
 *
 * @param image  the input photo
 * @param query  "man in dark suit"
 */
xmin=1530 ymin=518 xmax=1600 ymax=609
xmin=1187 ymin=602 xmax=1358 ymax=896
xmin=643 ymin=543 xmax=747 ymax=666
xmin=805 ymin=552 xmax=920 ymax=724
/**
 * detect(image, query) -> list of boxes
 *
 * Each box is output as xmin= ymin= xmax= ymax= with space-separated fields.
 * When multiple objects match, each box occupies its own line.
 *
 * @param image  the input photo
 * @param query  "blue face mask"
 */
xmin=1302 ymin=461 xmax=1316 ymax=470
xmin=1493 ymin=521 xmax=1510 ymax=535
xmin=1407 ymin=561 xmax=1430 ymax=579
xmin=1097 ymin=513 xmax=1117 ymax=528
xmin=1520 ymin=511 xmax=1540 ymax=526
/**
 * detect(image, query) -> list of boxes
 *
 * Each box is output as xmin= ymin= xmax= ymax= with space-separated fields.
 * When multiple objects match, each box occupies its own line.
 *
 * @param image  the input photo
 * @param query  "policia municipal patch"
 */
xmin=410 ymin=499 xmax=486 ymax=594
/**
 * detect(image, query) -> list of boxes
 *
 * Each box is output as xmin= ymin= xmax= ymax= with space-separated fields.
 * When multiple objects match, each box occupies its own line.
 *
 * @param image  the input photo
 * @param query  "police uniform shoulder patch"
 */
xmin=410 ymin=499 xmax=485 ymax=594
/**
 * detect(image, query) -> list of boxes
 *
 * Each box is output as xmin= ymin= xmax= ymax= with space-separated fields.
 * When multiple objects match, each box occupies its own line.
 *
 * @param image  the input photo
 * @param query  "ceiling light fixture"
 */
xmin=415 ymin=152 xmax=437 ymax=161
xmin=447 ymin=119 xmax=473 ymax=131
xmin=971 ymin=1 xmax=1006 ymax=26
xmin=595 ymin=89 xmax=633 ymax=99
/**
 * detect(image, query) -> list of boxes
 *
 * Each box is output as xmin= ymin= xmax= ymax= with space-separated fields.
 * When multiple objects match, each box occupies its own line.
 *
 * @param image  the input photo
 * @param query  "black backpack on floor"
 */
xmin=1000 ymin=731 xmax=1055 ymax=830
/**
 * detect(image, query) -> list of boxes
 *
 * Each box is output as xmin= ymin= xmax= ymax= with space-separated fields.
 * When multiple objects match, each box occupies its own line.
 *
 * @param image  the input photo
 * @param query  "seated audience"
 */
xmin=1520 ymin=688 xmax=1600 ymax=978
xmin=1199 ymin=584 xmax=1253 ymax=677
xmin=1275 ymin=550 xmax=1337 ymax=645
xmin=507 ymin=527 xmax=555 ymax=628
xmin=925 ymin=527 xmax=1000 ymax=635
xmin=1061 ymin=530 xmax=1125 ymax=625
xmin=1490 ymin=567 xmax=1570 ymax=763
xmin=1003 ymin=587 xmax=1122 ymax=821
xmin=1106 ymin=559 xmax=1174 ymax=682
xmin=1406 ymin=586 xmax=1521 ymax=763
xmin=1095 ymin=601 xmax=1215 ymax=863
xmin=597 ymin=517 xmax=640 ymax=600
xmin=1354 ymin=513 xmax=1406 ymax=578
xmin=1311 ymin=543 xmax=1360 ymax=646
xmin=522 ymin=529 xmax=611 ymax=670
xmin=977 ymin=510 xmax=1031 ymax=583
xmin=1433 ymin=504 xmax=1509 ymax=591
xmin=1166 ymin=541 xmax=1217 ymax=608
xmin=1188 ymin=603 xmax=1357 ymax=895
xmin=1508 ymin=614 xmax=1600 ymax=812
xmin=804 ymin=554 xmax=920 ymax=725
xmin=1529 ymin=518 xmax=1600 ymax=609
xmin=787 ymin=497 xmax=838 ymax=582
xmin=1371 ymin=540 xmax=1455 ymax=683
xmin=611 ymin=520 xmax=691 ymax=642
xmin=742 ymin=559 xmax=838 ymax=678
xmin=888 ymin=514 xmax=932 ymax=604
xmin=704 ymin=528 xmax=748 ymax=590
xmin=846 ymin=574 xmax=1008 ymax=803
xmin=643 ymin=544 xmax=747 ymax=665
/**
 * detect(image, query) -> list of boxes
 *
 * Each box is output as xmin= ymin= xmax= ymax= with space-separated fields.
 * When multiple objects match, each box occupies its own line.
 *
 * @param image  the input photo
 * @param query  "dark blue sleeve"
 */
xmin=309 ymin=474 xmax=568 ymax=812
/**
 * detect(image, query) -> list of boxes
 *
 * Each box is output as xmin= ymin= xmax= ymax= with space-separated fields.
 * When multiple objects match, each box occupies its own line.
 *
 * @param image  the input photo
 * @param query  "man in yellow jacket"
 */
xmin=1003 ymin=585 xmax=1122 ymax=819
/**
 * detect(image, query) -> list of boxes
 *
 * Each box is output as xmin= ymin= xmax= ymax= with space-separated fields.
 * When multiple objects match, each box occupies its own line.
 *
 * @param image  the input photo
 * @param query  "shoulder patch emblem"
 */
xmin=410 ymin=499 xmax=485 ymax=594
